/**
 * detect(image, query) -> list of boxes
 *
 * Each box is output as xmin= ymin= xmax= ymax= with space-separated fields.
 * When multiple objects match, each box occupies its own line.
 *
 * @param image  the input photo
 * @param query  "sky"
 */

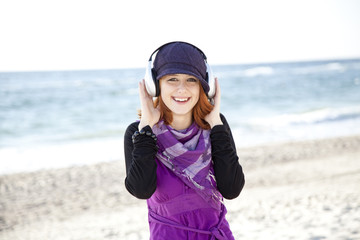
xmin=0 ymin=0 xmax=360 ymax=72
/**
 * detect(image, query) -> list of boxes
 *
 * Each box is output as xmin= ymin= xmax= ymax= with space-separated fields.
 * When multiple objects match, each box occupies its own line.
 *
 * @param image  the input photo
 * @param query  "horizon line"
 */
xmin=1 ymin=56 xmax=359 ymax=74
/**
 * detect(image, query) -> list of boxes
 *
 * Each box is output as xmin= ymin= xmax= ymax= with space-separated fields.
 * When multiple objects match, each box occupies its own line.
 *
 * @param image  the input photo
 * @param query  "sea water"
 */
xmin=1 ymin=59 xmax=360 ymax=174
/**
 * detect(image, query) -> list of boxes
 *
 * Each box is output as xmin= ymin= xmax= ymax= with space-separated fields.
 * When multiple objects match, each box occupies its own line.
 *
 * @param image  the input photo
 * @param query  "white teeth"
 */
xmin=174 ymin=97 xmax=189 ymax=102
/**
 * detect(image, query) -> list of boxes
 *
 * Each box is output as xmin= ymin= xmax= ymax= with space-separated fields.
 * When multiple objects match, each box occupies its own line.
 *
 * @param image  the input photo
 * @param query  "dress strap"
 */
xmin=148 ymin=204 xmax=228 ymax=240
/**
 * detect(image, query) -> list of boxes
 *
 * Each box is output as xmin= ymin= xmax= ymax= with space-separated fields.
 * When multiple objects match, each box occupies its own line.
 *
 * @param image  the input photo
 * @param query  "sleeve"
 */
xmin=124 ymin=122 xmax=158 ymax=199
xmin=210 ymin=114 xmax=245 ymax=199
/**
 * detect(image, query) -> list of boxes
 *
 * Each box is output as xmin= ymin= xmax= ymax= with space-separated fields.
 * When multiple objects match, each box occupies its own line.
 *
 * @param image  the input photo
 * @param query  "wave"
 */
xmin=250 ymin=106 xmax=360 ymax=127
xmin=242 ymin=66 xmax=274 ymax=77
xmin=0 ymin=78 xmax=122 ymax=92
xmin=293 ymin=62 xmax=347 ymax=75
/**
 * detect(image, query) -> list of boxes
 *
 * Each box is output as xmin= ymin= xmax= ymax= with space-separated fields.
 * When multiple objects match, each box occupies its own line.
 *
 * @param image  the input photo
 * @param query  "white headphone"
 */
xmin=144 ymin=41 xmax=216 ymax=98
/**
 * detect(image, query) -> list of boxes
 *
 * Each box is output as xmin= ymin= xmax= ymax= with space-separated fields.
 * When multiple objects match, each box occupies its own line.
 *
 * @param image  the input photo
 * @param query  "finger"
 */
xmin=139 ymin=80 xmax=148 ymax=108
xmin=138 ymin=80 xmax=144 ymax=100
xmin=213 ymin=78 xmax=221 ymax=107
xmin=215 ymin=78 xmax=221 ymax=98
xmin=139 ymin=79 xmax=156 ymax=112
xmin=139 ymin=80 xmax=149 ymax=98
xmin=139 ymin=79 xmax=144 ymax=93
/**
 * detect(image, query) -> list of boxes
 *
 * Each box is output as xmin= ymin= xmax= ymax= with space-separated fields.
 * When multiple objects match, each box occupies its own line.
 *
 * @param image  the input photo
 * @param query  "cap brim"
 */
xmin=156 ymin=68 xmax=210 ymax=93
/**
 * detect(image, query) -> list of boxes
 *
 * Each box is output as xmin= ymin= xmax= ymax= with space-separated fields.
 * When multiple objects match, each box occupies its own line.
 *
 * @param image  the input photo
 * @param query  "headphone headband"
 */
xmin=148 ymin=41 xmax=208 ymax=62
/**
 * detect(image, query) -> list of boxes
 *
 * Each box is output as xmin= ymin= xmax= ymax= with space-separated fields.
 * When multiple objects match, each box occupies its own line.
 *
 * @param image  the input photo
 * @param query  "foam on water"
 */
xmin=250 ymin=106 xmax=360 ymax=126
xmin=242 ymin=66 xmax=274 ymax=77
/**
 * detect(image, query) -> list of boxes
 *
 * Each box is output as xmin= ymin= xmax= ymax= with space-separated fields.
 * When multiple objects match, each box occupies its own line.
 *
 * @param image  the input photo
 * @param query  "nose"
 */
xmin=176 ymin=81 xmax=187 ymax=93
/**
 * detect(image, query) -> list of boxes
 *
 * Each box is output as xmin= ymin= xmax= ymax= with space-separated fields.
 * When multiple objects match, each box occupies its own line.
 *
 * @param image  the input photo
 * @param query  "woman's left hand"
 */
xmin=205 ymin=78 xmax=223 ymax=128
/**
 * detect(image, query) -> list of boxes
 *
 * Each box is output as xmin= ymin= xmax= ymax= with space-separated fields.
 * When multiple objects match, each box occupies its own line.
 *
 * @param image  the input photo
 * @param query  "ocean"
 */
xmin=1 ymin=59 xmax=360 ymax=174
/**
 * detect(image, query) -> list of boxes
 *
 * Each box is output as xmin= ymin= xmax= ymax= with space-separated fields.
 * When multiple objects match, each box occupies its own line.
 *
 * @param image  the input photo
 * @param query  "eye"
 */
xmin=167 ymin=78 xmax=178 ymax=82
xmin=187 ymin=78 xmax=198 ymax=82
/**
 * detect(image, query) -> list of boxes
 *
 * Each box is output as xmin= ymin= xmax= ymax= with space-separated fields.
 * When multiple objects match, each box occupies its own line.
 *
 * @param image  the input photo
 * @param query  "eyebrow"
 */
xmin=163 ymin=74 xmax=198 ymax=80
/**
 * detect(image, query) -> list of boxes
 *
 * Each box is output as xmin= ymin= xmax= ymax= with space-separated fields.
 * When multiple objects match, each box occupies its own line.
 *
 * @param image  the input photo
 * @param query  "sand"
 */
xmin=1 ymin=135 xmax=359 ymax=240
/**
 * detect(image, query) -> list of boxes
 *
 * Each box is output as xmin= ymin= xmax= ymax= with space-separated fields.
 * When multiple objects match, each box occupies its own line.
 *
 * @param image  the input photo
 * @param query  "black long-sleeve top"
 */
xmin=124 ymin=114 xmax=245 ymax=200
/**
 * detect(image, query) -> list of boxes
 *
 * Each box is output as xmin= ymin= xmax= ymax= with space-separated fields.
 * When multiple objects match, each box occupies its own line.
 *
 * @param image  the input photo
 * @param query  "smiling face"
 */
xmin=159 ymin=74 xmax=200 ymax=121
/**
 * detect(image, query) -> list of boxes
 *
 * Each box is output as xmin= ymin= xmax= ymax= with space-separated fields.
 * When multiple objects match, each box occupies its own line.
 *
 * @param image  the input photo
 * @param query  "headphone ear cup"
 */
xmin=206 ymin=63 xmax=216 ymax=99
xmin=152 ymin=68 xmax=160 ymax=97
xmin=144 ymin=61 xmax=157 ymax=97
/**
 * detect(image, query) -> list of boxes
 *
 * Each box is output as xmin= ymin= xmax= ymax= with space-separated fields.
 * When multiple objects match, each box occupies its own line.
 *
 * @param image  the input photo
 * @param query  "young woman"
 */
xmin=124 ymin=42 xmax=245 ymax=239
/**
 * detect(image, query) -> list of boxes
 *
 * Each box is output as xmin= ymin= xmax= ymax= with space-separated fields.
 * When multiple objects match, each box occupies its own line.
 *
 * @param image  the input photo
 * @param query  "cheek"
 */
xmin=160 ymin=90 xmax=173 ymax=108
xmin=192 ymin=87 xmax=200 ymax=102
xmin=160 ymin=92 xmax=170 ymax=107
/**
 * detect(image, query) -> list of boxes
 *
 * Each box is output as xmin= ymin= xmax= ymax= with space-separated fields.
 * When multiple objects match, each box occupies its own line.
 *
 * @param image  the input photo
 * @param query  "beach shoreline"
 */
xmin=1 ymin=135 xmax=360 ymax=239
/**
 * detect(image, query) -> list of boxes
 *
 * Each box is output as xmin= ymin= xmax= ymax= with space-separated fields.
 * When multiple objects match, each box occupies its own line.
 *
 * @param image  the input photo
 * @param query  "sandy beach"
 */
xmin=1 ymin=135 xmax=359 ymax=240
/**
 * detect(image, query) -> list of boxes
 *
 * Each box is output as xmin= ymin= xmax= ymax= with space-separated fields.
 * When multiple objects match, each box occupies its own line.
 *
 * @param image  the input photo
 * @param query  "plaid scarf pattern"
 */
xmin=152 ymin=120 xmax=223 ymax=210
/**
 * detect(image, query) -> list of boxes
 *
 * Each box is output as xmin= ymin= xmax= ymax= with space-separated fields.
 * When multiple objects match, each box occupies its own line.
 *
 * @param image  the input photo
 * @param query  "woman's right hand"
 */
xmin=138 ymin=79 xmax=161 ymax=130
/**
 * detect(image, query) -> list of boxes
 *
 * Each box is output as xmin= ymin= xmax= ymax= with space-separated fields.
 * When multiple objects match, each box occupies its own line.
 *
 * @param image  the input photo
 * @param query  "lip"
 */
xmin=172 ymin=97 xmax=190 ymax=103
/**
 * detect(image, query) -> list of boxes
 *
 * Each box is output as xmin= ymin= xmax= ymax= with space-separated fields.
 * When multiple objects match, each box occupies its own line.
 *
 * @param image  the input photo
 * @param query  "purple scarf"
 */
xmin=152 ymin=120 xmax=223 ymax=210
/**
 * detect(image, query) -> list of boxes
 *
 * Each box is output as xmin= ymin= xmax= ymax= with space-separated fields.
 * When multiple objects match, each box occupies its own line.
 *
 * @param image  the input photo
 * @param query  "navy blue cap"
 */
xmin=153 ymin=42 xmax=209 ymax=93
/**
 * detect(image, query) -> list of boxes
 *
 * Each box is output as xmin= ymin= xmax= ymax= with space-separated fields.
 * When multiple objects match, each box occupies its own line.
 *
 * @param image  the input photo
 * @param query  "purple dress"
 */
xmin=147 ymin=157 xmax=235 ymax=240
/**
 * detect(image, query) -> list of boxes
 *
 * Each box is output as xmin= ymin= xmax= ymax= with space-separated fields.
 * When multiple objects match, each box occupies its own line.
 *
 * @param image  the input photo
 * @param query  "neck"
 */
xmin=170 ymin=113 xmax=193 ymax=131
